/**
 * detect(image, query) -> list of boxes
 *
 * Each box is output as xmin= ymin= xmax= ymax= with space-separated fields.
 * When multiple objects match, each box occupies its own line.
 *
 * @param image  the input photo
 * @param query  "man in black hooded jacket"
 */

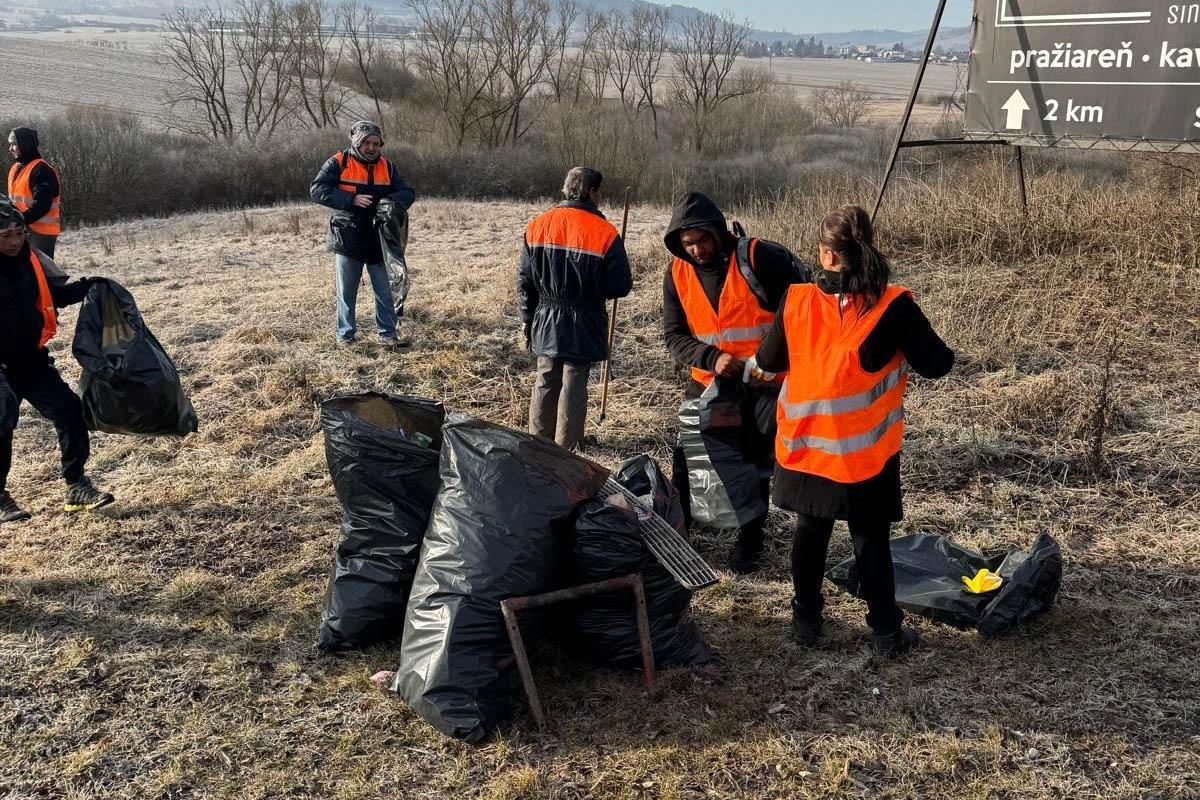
xmin=0 ymin=198 xmax=113 ymax=523
xmin=663 ymin=192 xmax=809 ymax=572
xmin=7 ymin=127 xmax=61 ymax=258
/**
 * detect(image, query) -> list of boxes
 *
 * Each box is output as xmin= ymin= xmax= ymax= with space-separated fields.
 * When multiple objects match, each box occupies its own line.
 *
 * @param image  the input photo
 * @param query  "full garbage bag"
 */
xmin=828 ymin=533 xmax=1061 ymax=635
xmin=675 ymin=378 xmax=769 ymax=529
xmin=390 ymin=415 xmax=610 ymax=743
xmin=72 ymin=278 xmax=198 ymax=436
xmin=565 ymin=454 xmax=716 ymax=668
xmin=317 ymin=393 xmax=444 ymax=652
xmin=376 ymin=198 xmax=409 ymax=319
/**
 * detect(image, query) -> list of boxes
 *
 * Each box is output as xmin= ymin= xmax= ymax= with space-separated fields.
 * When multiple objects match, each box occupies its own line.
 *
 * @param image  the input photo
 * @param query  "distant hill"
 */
xmin=794 ymin=25 xmax=973 ymax=51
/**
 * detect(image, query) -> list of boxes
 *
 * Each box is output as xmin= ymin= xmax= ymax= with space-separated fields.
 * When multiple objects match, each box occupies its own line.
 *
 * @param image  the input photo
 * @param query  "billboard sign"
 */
xmin=965 ymin=1 xmax=1200 ymax=149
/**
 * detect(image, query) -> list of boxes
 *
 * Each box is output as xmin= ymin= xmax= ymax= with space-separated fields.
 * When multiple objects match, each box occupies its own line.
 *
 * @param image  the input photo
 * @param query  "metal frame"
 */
xmin=500 ymin=574 xmax=657 ymax=730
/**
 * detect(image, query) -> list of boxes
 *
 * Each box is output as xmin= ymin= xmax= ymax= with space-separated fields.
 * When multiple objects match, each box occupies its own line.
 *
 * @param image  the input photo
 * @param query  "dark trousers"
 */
xmin=528 ymin=356 xmax=590 ymax=451
xmin=791 ymin=513 xmax=903 ymax=634
xmin=0 ymin=354 xmax=89 ymax=492
xmin=28 ymin=232 xmax=57 ymax=258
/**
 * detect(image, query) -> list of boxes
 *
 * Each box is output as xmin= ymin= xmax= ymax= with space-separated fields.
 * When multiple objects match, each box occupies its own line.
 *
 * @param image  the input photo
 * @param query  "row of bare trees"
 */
xmin=163 ymin=0 xmax=770 ymax=152
xmin=163 ymin=0 xmax=390 ymax=141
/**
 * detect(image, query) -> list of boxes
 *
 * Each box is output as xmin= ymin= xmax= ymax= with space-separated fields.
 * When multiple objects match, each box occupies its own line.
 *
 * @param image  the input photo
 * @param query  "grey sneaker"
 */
xmin=0 ymin=491 xmax=31 ymax=523
xmin=872 ymin=627 xmax=920 ymax=659
xmin=378 ymin=335 xmax=411 ymax=348
xmin=64 ymin=476 xmax=115 ymax=513
xmin=336 ymin=337 xmax=356 ymax=348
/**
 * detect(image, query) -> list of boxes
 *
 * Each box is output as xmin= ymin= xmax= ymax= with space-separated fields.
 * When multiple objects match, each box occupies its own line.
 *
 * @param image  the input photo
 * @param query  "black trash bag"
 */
xmin=828 ymin=533 xmax=1062 ymax=635
xmin=389 ymin=415 xmax=610 ymax=743
xmin=375 ymin=199 xmax=409 ymax=319
xmin=317 ymin=393 xmax=445 ymax=652
xmin=72 ymin=279 xmax=198 ymax=436
xmin=566 ymin=455 xmax=716 ymax=669
xmin=675 ymin=378 xmax=768 ymax=529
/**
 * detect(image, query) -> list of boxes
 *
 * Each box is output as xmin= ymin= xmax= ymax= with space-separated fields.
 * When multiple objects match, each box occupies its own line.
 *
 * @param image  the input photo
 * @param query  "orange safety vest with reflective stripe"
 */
xmin=775 ymin=283 xmax=911 ymax=483
xmin=524 ymin=204 xmax=619 ymax=259
xmin=671 ymin=239 xmax=779 ymax=387
xmin=7 ymin=159 xmax=61 ymax=236
xmin=27 ymin=249 xmax=58 ymax=348
xmin=333 ymin=150 xmax=393 ymax=195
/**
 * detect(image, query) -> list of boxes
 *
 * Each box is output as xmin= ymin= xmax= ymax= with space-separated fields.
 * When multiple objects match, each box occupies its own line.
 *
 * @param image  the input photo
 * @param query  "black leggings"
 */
xmin=791 ymin=513 xmax=903 ymax=634
xmin=0 ymin=355 xmax=90 ymax=492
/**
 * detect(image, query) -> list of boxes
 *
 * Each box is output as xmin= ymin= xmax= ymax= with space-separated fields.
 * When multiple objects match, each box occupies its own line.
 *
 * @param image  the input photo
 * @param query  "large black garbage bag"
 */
xmin=317 ymin=393 xmax=444 ymax=652
xmin=675 ymin=379 xmax=768 ymax=529
xmin=72 ymin=279 xmax=198 ymax=436
xmin=566 ymin=455 xmax=716 ymax=668
xmin=828 ymin=533 xmax=1061 ymax=635
xmin=390 ymin=415 xmax=610 ymax=743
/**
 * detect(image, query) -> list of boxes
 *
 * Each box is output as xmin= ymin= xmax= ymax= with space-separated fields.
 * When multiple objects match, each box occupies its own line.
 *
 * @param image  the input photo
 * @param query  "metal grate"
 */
xmin=599 ymin=478 xmax=720 ymax=591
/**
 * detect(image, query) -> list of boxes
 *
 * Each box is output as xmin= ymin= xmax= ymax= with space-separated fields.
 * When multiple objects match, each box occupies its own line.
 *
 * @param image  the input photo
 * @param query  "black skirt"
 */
xmin=771 ymin=452 xmax=903 ymax=522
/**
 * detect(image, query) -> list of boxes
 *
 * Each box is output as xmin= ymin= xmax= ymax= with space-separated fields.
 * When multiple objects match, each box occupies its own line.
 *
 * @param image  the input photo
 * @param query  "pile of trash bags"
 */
xmin=72 ymin=278 xmax=198 ymax=436
xmin=316 ymin=394 xmax=717 ymax=743
xmin=828 ymin=532 xmax=1062 ymax=635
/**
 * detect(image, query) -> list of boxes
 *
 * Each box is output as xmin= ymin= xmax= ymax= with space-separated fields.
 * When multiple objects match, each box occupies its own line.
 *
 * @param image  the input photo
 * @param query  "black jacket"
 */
xmin=310 ymin=150 xmax=416 ymax=263
xmin=518 ymin=201 xmax=632 ymax=363
xmin=0 ymin=244 xmax=90 ymax=366
xmin=8 ymin=127 xmax=60 ymax=227
xmin=755 ymin=285 xmax=955 ymax=521
xmin=661 ymin=192 xmax=809 ymax=391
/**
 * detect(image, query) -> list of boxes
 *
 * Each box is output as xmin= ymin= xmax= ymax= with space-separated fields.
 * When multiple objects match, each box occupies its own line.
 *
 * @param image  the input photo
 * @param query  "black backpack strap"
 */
xmin=735 ymin=237 xmax=770 ymax=308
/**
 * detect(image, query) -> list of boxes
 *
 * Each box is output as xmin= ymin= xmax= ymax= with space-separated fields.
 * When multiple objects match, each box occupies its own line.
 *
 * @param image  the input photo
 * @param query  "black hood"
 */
xmin=8 ymin=127 xmax=40 ymax=162
xmin=664 ymin=192 xmax=736 ymax=266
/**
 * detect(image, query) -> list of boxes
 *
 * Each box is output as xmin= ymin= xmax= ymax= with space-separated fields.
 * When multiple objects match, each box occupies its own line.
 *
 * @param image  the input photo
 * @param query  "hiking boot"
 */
xmin=790 ymin=612 xmax=823 ymax=647
xmin=872 ymin=627 xmax=920 ymax=659
xmin=64 ymin=476 xmax=115 ymax=513
xmin=0 ymin=491 xmax=31 ymax=523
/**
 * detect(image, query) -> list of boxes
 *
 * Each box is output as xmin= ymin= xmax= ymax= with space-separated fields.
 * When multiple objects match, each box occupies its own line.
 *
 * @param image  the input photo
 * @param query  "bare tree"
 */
xmin=670 ymin=12 xmax=763 ymax=152
xmin=599 ymin=10 xmax=636 ymax=109
xmin=811 ymin=80 xmax=874 ymax=128
xmin=628 ymin=5 xmax=669 ymax=138
xmin=546 ymin=0 xmax=592 ymax=103
xmin=476 ymin=0 xmax=561 ymax=146
xmin=581 ymin=9 xmax=611 ymax=101
xmin=409 ymin=0 xmax=504 ymax=147
xmin=161 ymin=4 xmax=236 ymax=141
xmin=287 ymin=0 xmax=348 ymax=128
xmin=230 ymin=0 xmax=295 ymax=141
xmin=339 ymin=0 xmax=385 ymax=120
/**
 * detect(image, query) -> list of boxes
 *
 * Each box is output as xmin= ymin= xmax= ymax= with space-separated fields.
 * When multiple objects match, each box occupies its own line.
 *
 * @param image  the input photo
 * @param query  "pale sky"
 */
xmin=665 ymin=0 xmax=976 ymax=34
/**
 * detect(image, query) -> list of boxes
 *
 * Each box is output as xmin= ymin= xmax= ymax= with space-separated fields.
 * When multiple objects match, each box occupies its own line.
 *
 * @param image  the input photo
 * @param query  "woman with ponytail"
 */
xmin=755 ymin=205 xmax=954 ymax=657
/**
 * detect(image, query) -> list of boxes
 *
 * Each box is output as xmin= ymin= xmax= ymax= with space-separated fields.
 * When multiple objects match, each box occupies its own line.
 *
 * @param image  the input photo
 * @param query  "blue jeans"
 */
xmin=335 ymin=254 xmax=397 ymax=342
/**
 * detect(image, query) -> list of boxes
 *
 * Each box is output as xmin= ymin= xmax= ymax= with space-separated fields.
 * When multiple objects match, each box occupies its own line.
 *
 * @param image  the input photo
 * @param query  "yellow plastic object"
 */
xmin=962 ymin=569 xmax=1003 ymax=594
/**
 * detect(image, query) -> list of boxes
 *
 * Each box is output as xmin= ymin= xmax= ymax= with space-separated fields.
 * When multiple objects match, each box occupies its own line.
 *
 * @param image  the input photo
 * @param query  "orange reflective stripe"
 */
xmin=28 ymin=250 xmax=58 ymax=348
xmin=774 ymin=283 xmax=911 ymax=483
xmin=525 ymin=206 xmax=618 ymax=257
xmin=671 ymin=242 xmax=778 ymax=387
xmin=7 ymin=159 xmax=62 ymax=236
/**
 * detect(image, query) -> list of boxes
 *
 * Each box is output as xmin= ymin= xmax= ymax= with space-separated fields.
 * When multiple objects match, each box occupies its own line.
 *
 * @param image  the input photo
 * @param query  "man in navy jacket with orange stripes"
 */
xmin=518 ymin=167 xmax=632 ymax=451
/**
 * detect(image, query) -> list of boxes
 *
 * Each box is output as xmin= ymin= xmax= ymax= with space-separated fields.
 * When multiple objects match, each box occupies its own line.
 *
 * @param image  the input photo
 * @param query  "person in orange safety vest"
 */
xmin=0 ymin=197 xmax=113 ymax=524
xmin=755 ymin=205 xmax=954 ymax=658
xmin=7 ymin=127 xmax=61 ymax=258
xmin=662 ymin=192 xmax=810 ymax=574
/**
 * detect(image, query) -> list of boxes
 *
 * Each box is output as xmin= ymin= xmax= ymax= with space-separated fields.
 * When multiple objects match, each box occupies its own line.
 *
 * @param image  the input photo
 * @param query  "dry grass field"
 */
xmin=1 ymin=162 xmax=1198 ymax=798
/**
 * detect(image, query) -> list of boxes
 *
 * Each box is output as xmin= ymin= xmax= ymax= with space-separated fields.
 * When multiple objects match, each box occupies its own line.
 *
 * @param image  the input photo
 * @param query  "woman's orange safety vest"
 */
xmin=7 ymin=159 xmax=61 ymax=236
xmin=671 ymin=239 xmax=779 ymax=387
xmin=27 ymin=249 xmax=58 ymax=348
xmin=775 ymin=283 xmax=911 ymax=483
xmin=333 ymin=150 xmax=392 ymax=195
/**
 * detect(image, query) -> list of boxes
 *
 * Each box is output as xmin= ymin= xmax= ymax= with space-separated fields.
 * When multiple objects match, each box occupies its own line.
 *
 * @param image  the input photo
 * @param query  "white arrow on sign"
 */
xmin=1002 ymin=90 xmax=1030 ymax=130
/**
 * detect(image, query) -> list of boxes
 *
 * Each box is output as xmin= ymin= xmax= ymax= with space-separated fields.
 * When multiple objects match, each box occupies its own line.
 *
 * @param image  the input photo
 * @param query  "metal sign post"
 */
xmin=872 ymin=0 xmax=952 ymax=221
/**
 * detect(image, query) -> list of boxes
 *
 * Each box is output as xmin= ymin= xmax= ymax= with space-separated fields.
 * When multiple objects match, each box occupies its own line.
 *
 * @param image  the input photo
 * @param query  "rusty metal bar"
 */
xmin=499 ymin=573 xmax=657 ymax=729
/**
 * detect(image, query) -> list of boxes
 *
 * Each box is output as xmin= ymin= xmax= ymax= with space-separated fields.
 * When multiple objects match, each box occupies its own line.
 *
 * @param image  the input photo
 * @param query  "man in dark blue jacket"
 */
xmin=519 ymin=167 xmax=632 ymax=451
xmin=310 ymin=121 xmax=416 ymax=347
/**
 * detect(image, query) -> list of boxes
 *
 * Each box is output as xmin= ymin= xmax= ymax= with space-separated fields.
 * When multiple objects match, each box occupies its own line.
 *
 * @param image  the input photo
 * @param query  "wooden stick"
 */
xmin=599 ymin=187 xmax=631 ymax=422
